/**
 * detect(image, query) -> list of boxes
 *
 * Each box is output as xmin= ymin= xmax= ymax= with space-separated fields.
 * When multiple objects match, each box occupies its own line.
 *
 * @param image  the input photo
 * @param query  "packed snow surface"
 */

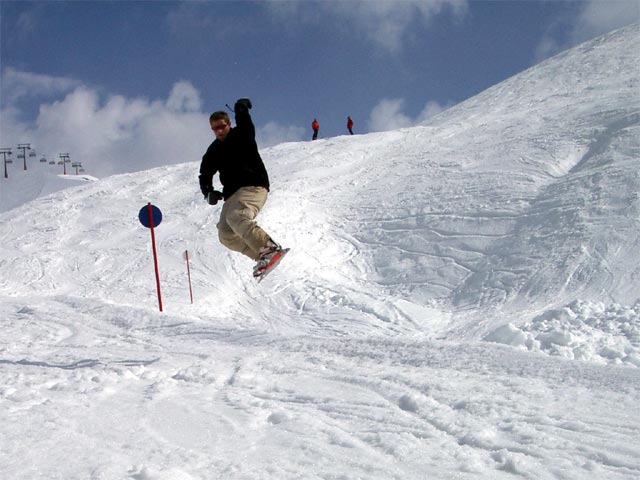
xmin=1 ymin=25 xmax=639 ymax=479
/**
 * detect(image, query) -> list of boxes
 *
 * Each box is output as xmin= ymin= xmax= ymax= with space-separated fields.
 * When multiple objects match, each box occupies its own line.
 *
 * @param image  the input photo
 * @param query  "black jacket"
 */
xmin=198 ymin=106 xmax=269 ymax=200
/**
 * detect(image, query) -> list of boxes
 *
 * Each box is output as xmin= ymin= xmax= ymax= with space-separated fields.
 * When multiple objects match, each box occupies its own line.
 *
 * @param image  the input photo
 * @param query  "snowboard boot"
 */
xmin=253 ymin=240 xmax=285 ymax=279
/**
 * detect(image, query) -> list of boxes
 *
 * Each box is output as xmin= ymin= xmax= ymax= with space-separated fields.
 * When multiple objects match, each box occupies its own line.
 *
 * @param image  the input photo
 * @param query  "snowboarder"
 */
xmin=347 ymin=116 xmax=354 ymax=135
xmin=311 ymin=118 xmax=320 ymax=140
xmin=199 ymin=98 xmax=287 ymax=280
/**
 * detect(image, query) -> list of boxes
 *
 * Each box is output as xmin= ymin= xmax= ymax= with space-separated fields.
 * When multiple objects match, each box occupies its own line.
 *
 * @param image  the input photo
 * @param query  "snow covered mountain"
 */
xmin=0 ymin=25 xmax=638 ymax=480
xmin=0 ymin=163 xmax=97 ymax=213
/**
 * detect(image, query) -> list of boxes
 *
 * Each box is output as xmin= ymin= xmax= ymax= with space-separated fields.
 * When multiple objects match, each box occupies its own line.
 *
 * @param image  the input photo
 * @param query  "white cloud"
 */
xmin=1 ymin=74 xmax=308 ymax=178
xmin=534 ymin=0 xmax=638 ymax=62
xmin=368 ymin=99 xmax=413 ymax=132
xmin=571 ymin=0 xmax=639 ymax=43
xmin=359 ymin=0 xmax=468 ymax=53
xmin=257 ymin=121 xmax=306 ymax=148
xmin=416 ymin=100 xmax=450 ymax=123
xmin=533 ymin=34 xmax=561 ymax=64
xmin=368 ymin=98 xmax=450 ymax=132
xmin=266 ymin=0 xmax=468 ymax=53
xmin=1 ymin=68 xmax=80 ymax=106
xmin=2 ymin=80 xmax=211 ymax=178
xmin=166 ymin=81 xmax=202 ymax=112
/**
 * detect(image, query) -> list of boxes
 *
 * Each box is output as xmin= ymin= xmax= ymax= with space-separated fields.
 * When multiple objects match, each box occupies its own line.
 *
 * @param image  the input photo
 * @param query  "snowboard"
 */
xmin=256 ymin=248 xmax=290 ymax=283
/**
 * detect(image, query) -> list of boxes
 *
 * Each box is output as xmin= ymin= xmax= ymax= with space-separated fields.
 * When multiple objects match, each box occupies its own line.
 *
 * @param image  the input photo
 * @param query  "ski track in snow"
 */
xmin=0 ymin=24 xmax=639 ymax=480
xmin=1 ymin=296 xmax=639 ymax=479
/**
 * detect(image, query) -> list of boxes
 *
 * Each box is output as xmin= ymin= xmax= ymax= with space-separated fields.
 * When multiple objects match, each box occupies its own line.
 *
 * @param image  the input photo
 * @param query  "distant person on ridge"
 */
xmin=311 ymin=118 xmax=320 ymax=140
xmin=198 ymin=98 xmax=288 ymax=281
xmin=347 ymin=116 xmax=354 ymax=135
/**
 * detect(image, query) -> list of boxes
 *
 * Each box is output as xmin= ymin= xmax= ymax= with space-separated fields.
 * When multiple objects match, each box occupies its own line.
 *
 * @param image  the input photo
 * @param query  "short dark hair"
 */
xmin=209 ymin=111 xmax=230 ymax=124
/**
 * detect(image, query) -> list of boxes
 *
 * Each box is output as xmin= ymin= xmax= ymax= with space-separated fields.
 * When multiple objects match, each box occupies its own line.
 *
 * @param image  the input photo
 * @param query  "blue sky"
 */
xmin=1 ymin=1 xmax=638 ymax=177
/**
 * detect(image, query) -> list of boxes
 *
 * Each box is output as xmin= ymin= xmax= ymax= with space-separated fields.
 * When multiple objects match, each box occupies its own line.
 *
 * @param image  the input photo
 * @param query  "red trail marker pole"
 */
xmin=147 ymin=203 xmax=163 ymax=312
xmin=184 ymin=249 xmax=193 ymax=304
xmin=138 ymin=203 xmax=164 ymax=312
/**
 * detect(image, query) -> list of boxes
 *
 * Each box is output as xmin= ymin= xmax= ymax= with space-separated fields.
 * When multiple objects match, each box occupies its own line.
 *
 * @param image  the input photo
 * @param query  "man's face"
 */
xmin=211 ymin=119 xmax=231 ymax=141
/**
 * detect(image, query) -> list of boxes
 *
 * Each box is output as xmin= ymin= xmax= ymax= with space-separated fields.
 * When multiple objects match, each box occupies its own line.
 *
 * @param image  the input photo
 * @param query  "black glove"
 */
xmin=235 ymin=98 xmax=252 ymax=111
xmin=207 ymin=190 xmax=224 ymax=205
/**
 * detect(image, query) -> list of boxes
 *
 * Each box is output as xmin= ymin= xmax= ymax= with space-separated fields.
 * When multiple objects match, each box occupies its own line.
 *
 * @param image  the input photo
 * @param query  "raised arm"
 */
xmin=234 ymin=98 xmax=256 ymax=140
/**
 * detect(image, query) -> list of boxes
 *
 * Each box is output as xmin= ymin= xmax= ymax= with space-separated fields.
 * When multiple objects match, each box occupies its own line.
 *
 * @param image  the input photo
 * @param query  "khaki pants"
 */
xmin=217 ymin=186 xmax=270 ymax=261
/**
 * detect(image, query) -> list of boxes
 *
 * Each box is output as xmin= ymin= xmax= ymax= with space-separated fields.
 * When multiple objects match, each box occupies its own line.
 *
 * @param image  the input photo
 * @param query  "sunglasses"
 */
xmin=211 ymin=123 xmax=229 ymax=132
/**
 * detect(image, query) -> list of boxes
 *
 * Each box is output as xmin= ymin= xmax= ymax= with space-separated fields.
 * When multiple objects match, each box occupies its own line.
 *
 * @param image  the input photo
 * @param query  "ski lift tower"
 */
xmin=17 ymin=143 xmax=31 ymax=171
xmin=1 ymin=148 xmax=12 ymax=179
xmin=59 ymin=153 xmax=70 ymax=175
xmin=72 ymin=161 xmax=83 ymax=175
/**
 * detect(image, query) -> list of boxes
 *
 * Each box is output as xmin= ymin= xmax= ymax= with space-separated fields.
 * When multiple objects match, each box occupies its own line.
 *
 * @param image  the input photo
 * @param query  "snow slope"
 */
xmin=0 ymin=161 xmax=97 ymax=213
xmin=0 ymin=24 xmax=639 ymax=480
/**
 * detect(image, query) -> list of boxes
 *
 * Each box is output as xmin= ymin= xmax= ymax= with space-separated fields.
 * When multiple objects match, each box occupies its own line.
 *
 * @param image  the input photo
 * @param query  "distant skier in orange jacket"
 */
xmin=311 ymin=118 xmax=319 ymax=140
xmin=347 ymin=116 xmax=354 ymax=135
